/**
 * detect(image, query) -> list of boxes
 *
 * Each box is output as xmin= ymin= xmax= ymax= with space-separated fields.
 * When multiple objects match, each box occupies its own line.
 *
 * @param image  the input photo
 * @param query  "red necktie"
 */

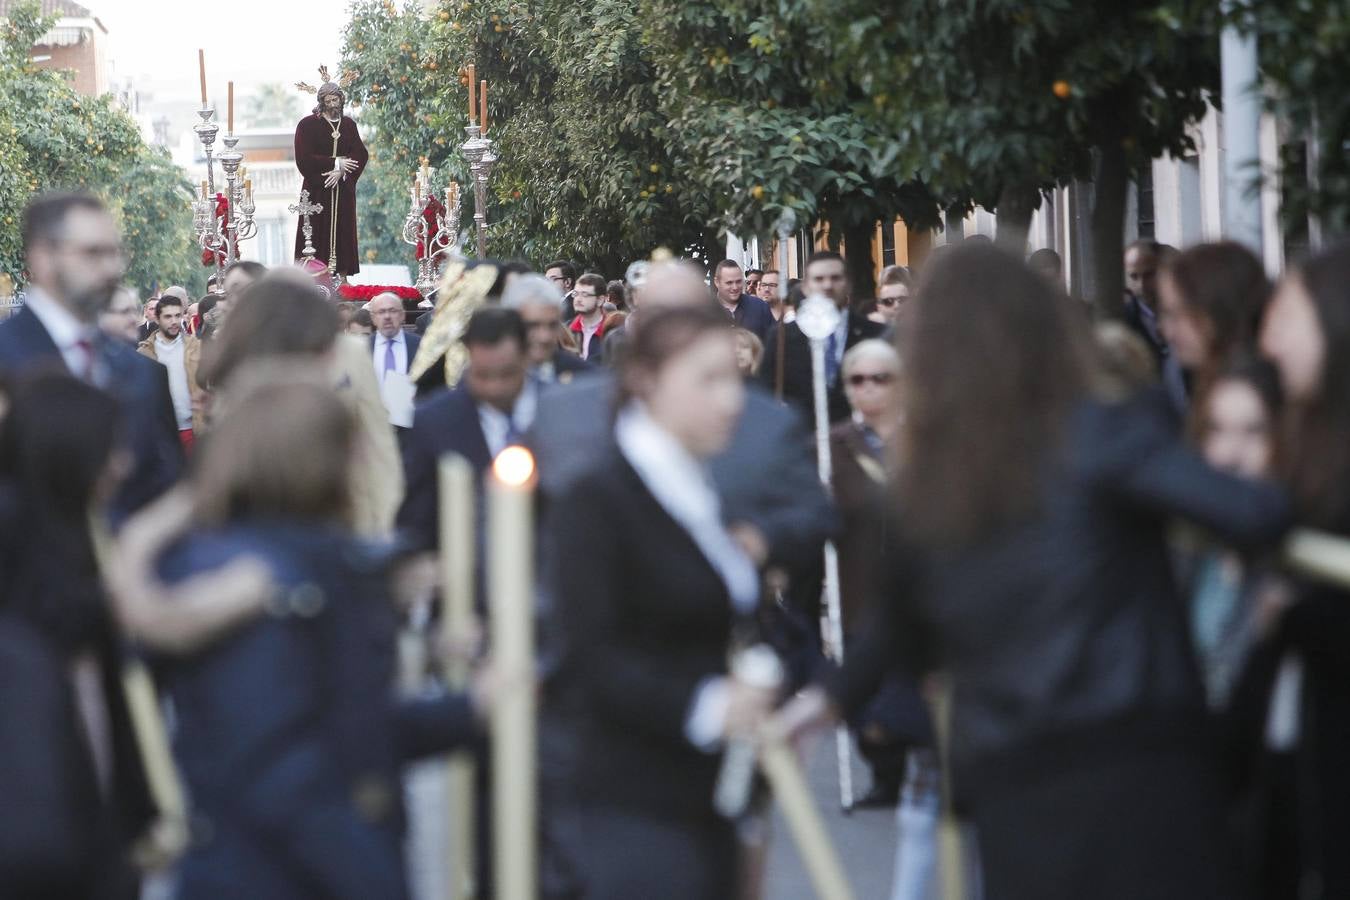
xmin=72 ymin=338 xmax=95 ymax=383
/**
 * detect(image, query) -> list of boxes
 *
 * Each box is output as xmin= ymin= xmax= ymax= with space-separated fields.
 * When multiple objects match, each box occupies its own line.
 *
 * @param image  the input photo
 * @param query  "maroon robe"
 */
xmin=293 ymin=113 xmax=368 ymax=276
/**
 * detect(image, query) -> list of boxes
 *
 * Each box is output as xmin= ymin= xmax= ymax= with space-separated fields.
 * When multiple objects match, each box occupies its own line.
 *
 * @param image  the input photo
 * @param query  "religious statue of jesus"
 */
xmin=294 ymin=67 xmax=368 ymax=278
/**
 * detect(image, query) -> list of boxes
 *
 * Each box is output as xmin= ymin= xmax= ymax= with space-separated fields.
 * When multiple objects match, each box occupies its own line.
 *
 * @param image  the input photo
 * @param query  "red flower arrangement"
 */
xmin=200 ymin=193 xmax=230 ymax=267
xmin=337 ymin=284 xmax=423 ymax=302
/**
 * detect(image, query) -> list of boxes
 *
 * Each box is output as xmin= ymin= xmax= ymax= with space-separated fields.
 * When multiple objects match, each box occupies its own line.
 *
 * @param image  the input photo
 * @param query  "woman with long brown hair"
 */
xmin=1239 ymin=241 xmax=1350 ymax=899
xmin=780 ymin=242 xmax=1290 ymax=900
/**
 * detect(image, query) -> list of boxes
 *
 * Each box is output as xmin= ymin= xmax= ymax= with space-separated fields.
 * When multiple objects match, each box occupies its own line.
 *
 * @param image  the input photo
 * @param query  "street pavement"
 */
xmin=765 ymin=739 xmax=898 ymax=899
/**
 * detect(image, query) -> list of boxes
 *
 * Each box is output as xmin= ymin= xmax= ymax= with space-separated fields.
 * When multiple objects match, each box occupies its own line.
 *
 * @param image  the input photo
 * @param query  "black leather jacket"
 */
xmin=831 ymin=393 xmax=1292 ymax=794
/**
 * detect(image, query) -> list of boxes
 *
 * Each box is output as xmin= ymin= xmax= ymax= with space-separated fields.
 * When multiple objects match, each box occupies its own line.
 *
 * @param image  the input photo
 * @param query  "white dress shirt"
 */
xmin=477 ymin=377 xmax=539 ymax=458
xmin=23 ymin=285 xmax=99 ymax=379
xmin=372 ymin=330 xmax=408 ymax=382
xmin=154 ymin=331 xmax=194 ymax=430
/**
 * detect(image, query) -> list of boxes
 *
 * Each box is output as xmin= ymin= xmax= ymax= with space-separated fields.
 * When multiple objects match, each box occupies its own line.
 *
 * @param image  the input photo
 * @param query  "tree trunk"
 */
xmin=840 ymin=219 xmax=877 ymax=300
xmin=995 ymin=183 xmax=1038 ymax=255
xmin=1090 ymin=143 xmax=1128 ymax=320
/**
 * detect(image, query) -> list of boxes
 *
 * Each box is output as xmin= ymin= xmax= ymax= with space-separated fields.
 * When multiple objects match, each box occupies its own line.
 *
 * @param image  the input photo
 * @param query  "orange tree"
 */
xmin=805 ymin=0 xmax=1220 ymax=313
xmin=0 ymin=1 xmax=201 ymax=295
xmin=342 ymin=0 xmax=726 ymax=275
xmin=641 ymin=0 xmax=946 ymax=294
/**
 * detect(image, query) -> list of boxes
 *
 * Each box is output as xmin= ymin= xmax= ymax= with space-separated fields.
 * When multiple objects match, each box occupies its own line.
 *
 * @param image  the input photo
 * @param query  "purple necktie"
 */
xmin=383 ymin=337 xmax=396 ymax=377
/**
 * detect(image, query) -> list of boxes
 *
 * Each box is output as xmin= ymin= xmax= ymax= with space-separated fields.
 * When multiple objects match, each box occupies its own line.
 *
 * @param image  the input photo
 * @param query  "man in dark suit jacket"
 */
xmin=0 ymin=193 xmax=182 ymax=522
xmin=759 ymin=250 xmax=885 ymax=424
xmin=713 ymin=259 xmax=775 ymax=344
xmin=397 ymin=307 xmax=536 ymax=554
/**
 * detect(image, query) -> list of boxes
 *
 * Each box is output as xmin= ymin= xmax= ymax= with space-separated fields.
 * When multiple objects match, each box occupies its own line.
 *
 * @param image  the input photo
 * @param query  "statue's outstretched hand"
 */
xmin=323 ymin=168 xmax=342 ymax=189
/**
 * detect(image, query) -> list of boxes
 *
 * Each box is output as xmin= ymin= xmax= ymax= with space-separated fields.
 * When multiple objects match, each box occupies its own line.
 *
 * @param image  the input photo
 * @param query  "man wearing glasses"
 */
xmin=756 ymin=269 xmax=784 ymax=321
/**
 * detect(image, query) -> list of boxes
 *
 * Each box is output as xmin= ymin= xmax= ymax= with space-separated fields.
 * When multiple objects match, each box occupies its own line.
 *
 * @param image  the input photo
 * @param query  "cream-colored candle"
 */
xmin=227 ymin=81 xmax=234 ymax=133
xmin=488 ymin=446 xmax=536 ymax=900
xmin=197 ymin=49 xmax=207 ymax=106
xmin=438 ymin=454 xmax=477 ymax=900
xmin=760 ymin=733 xmax=855 ymax=900
xmin=467 ymin=64 xmax=476 ymax=122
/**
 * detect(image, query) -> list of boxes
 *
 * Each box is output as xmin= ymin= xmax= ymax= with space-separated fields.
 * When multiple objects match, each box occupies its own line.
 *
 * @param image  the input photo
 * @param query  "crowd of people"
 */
xmin=1 ymin=188 xmax=1349 ymax=900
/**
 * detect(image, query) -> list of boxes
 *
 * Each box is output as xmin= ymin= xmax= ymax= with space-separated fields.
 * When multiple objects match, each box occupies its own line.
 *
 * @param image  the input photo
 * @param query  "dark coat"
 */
xmin=832 ymin=392 xmax=1290 ymax=789
xmin=0 ymin=306 xmax=183 ymax=522
xmin=546 ymin=348 xmax=591 ymax=385
xmin=728 ymin=293 xmax=776 ymax=345
xmin=0 ymin=616 xmax=154 ymax=900
xmin=293 ymin=114 xmax=369 ymax=276
xmin=1226 ymin=500 xmax=1350 ymax=900
xmin=829 ymin=420 xmax=888 ymax=632
xmin=157 ymin=524 xmax=476 ymax=900
xmin=759 ymin=310 xmax=885 ymax=424
xmin=396 ymin=384 xmax=493 ymax=554
xmin=828 ymin=392 xmax=1290 ymax=898
xmin=549 ymin=452 xmax=741 ymax=823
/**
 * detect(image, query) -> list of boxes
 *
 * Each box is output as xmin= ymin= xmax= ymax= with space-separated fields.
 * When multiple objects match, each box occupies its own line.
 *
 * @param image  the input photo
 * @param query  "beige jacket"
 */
xmin=137 ymin=332 xmax=207 ymax=432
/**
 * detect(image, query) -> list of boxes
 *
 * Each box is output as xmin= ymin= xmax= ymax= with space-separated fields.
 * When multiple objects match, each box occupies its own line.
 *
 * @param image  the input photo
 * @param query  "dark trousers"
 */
xmin=572 ymin=806 xmax=736 ymax=900
xmin=972 ymin=746 xmax=1236 ymax=900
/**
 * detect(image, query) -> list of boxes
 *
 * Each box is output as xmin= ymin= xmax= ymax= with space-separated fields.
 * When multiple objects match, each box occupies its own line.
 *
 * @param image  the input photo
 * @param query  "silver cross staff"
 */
xmin=796 ymin=292 xmax=855 ymax=813
xmin=289 ymin=190 xmax=324 ymax=262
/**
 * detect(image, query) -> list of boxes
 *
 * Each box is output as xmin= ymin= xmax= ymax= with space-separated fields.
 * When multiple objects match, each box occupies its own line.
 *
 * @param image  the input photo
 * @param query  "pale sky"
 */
xmin=94 ymin=0 xmax=350 ymax=104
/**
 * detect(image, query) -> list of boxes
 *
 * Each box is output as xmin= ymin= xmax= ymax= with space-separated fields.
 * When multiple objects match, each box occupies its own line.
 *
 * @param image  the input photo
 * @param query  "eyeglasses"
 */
xmin=846 ymin=372 xmax=896 ymax=387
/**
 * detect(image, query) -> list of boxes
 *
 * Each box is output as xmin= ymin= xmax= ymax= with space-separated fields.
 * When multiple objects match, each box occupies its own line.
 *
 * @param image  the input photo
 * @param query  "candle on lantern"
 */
xmin=488 ymin=445 xmax=538 ymax=900
xmin=445 ymin=186 xmax=453 ymax=211
xmin=227 ymin=81 xmax=234 ymax=134
xmin=200 ymin=180 xmax=208 ymax=199
xmin=244 ymin=178 xmax=252 ymax=201
xmin=467 ymin=64 xmax=477 ymax=122
xmin=438 ymin=454 xmax=478 ymax=899
xmin=480 ymin=80 xmax=488 ymax=135
xmin=197 ymin=49 xmax=207 ymax=107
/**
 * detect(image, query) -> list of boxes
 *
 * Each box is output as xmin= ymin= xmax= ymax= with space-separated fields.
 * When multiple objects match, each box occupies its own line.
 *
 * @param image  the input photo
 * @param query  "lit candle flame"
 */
xmin=493 ymin=446 xmax=535 ymax=487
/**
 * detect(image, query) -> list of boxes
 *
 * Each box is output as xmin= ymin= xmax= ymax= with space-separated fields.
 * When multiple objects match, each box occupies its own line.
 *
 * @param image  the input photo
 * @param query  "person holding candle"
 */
xmin=775 ymin=243 xmax=1293 ymax=900
xmin=149 ymin=380 xmax=491 ymax=899
xmin=547 ymin=304 xmax=774 ymax=898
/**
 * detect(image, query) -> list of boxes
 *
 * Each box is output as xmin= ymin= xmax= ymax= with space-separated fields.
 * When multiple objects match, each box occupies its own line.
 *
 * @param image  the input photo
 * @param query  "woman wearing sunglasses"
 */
xmin=831 ymin=339 xmax=935 ymax=822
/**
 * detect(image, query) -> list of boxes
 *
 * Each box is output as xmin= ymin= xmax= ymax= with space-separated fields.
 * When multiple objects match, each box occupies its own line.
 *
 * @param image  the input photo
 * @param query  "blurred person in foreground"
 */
xmin=1233 ymin=241 xmax=1350 ymax=900
xmin=0 ymin=191 xmax=181 ymax=521
xmin=549 ymin=305 xmax=773 ymax=898
xmin=778 ymin=243 xmax=1290 ymax=900
xmin=1178 ymin=358 xmax=1287 ymax=709
xmin=199 ymin=270 xmax=402 ymax=536
xmin=1156 ymin=241 xmax=1271 ymax=416
xmin=150 ymin=380 xmax=489 ymax=899
xmin=0 ymin=374 xmax=154 ymax=899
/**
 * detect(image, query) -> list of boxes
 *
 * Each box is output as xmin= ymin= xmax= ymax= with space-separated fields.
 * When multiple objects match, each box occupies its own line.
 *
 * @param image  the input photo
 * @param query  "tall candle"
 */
xmin=438 ymin=454 xmax=478 ymax=900
xmin=488 ymin=446 xmax=537 ymax=900
xmin=200 ymin=180 xmax=208 ymax=199
xmin=197 ymin=49 xmax=207 ymax=106
xmin=243 ymin=178 xmax=252 ymax=200
xmin=480 ymin=80 xmax=488 ymax=135
xmin=227 ymin=81 xmax=234 ymax=134
xmin=467 ymin=64 xmax=476 ymax=122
